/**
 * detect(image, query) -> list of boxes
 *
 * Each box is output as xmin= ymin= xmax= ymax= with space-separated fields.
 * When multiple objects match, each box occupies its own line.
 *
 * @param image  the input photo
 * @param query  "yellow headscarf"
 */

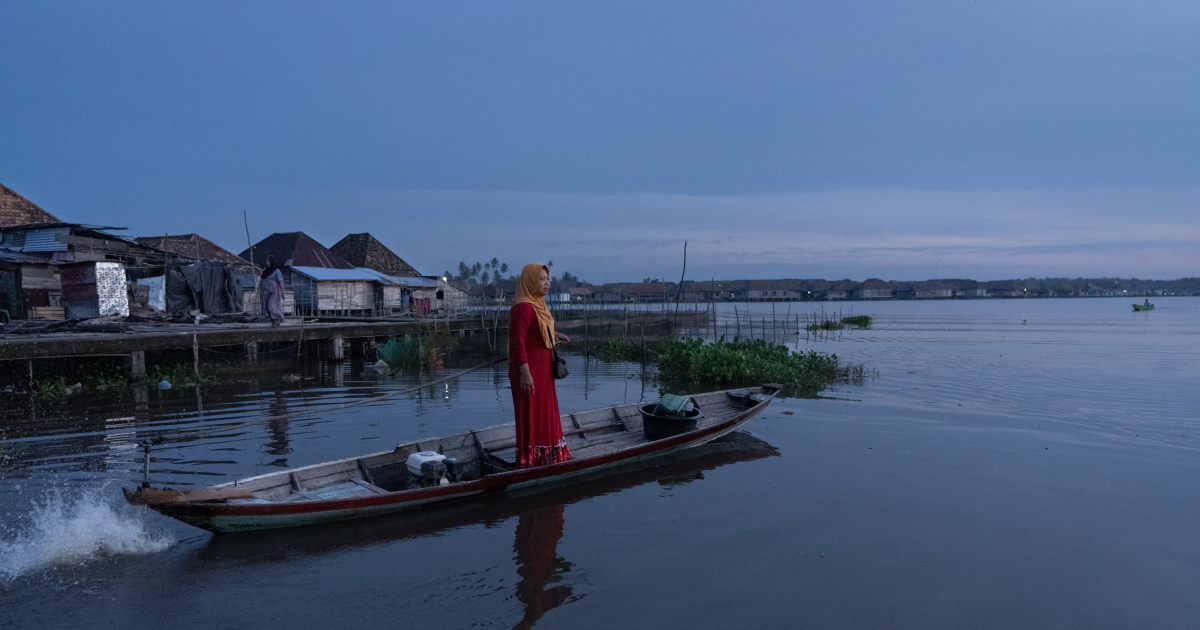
xmin=513 ymin=263 xmax=556 ymax=349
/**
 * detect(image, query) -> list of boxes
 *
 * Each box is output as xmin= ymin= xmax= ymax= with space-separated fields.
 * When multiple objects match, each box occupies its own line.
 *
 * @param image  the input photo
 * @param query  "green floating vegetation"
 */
xmin=376 ymin=332 xmax=460 ymax=372
xmin=658 ymin=337 xmax=868 ymax=391
xmin=840 ymin=315 xmax=873 ymax=328
xmin=571 ymin=336 xmax=871 ymax=393
xmin=805 ymin=315 xmax=873 ymax=331
xmin=147 ymin=363 xmax=214 ymax=387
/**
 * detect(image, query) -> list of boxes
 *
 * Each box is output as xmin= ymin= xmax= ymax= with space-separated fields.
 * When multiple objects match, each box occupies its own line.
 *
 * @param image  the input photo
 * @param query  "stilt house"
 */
xmin=0 ymin=183 xmax=165 ymax=319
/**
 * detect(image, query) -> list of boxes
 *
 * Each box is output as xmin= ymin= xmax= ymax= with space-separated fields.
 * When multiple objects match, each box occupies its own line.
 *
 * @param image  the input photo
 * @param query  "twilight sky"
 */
xmin=2 ymin=1 xmax=1198 ymax=282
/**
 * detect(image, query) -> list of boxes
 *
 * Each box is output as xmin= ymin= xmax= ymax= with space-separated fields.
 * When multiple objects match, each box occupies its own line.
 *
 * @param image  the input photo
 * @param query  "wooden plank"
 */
xmin=351 ymin=478 xmax=390 ymax=495
xmin=568 ymin=431 xmax=646 ymax=460
xmin=357 ymin=459 xmax=376 ymax=485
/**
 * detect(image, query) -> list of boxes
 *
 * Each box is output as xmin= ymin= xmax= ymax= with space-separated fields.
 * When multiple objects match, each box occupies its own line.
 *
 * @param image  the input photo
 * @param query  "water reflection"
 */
xmin=196 ymin=433 xmax=778 ymax=623
xmin=512 ymin=505 xmax=572 ymax=629
xmin=264 ymin=392 xmax=292 ymax=467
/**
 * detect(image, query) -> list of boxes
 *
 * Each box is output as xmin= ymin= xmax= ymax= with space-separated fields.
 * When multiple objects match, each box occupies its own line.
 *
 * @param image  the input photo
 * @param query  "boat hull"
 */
xmin=130 ymin=386 xmax=781 ymax=532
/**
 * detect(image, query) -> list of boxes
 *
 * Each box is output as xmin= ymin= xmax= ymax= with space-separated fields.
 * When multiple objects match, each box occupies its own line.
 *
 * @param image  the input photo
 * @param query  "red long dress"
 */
xmin=509 ymin=302 xmax=571 ymax=468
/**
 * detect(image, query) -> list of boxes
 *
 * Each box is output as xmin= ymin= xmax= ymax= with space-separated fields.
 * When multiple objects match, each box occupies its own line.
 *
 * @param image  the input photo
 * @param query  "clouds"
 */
xmin=1 ymin=1 xmax=1198 ymax=280
xmin=304 ymin=187 xmax=1200 ymax=281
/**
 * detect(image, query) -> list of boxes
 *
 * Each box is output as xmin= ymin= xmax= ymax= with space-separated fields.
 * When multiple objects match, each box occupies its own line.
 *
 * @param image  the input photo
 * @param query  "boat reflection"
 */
xmin=198 ymin=430 xmax=778 ymax=554
xmin=197 ymin=432 xmax=776 ymax=626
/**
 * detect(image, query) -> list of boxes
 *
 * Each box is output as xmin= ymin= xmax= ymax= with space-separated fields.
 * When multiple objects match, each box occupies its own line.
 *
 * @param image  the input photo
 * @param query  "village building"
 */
xmin=982 ymin=280 xmax=1024 ymax=298
xmin=134 ymin=233 xmax=263 ymax=312
xmin=135 ymin=234 xmax=257 ymax=273
xmin=853 ymin=278 xmax=893 ymax=300
xmin=1 ymin=184 xmax=171 ymax=319
xmin=745 ymin=279 xmax=803 ymax=301
xmin=332 ymin=232 xmax=467 ymax=314
xmin=913 ymin=280 xmax=954 ymax=299
xmin=934 ymin=279 xmax=986 ymax=298
xmin=0 ymin=183 xmax=61 ymax=228
xmin=890 ymin=281 xmax=915 ymax=300
xmin=592 ymin=283 xmax=628 ymax=303
xmin=679 ymin=280 xmax=723 ymax=302
xmin=624 ymin=281 xmax=678 ymax=303
xmin=825 ymin=280 xmax=862 ymax=301
xmin=330 ymin=233 xmax=421 ymax=277
xmin=240 ymin=232 xmax=463 ymax=316
xmin=797 ymin=279 xmax=832 ymax=301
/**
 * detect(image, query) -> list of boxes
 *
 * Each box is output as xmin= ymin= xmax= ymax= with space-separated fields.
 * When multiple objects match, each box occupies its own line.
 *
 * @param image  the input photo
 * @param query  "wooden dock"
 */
xmin=0 ymin=318 xmax=503 ymax=376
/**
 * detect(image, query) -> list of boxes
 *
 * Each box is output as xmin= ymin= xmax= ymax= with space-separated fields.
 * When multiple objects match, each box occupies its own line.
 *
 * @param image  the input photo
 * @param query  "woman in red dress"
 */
xmin=509 ymin=263 xmax=572 ymax=468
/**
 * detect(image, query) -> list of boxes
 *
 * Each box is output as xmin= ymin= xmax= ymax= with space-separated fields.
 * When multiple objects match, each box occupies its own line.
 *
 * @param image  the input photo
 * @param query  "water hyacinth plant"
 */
xmin=375 ymin=332 xmax=459 ymax=372
xmin=840 ymin=315 xmax=873 ymax=328
xmin=657 ymin=337 xmax=868 ymax=391
xmin=569 ymin=336 xmax=871 ymax=393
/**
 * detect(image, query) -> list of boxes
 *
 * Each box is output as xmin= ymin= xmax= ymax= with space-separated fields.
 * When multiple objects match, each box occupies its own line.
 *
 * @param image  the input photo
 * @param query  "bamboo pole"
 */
xmin=673 ymin=241 xmax=687 ymax=337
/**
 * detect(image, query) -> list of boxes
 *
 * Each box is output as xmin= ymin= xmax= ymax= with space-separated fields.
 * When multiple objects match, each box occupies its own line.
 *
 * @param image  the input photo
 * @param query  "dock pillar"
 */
xmin=246 ymin=342 xmax=258 ymax=365
xmin=130 ymin=350 xmax=146 ymax=378
xmin=349 ymin=339 xmax=365 ymax=360
xmin=327 ymin=336 xmax=344 ymax=360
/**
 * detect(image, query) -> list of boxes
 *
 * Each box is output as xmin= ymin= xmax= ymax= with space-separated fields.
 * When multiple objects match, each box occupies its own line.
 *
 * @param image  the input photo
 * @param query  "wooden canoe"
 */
xmin=125 ymin=384 xmax=783 ymax=533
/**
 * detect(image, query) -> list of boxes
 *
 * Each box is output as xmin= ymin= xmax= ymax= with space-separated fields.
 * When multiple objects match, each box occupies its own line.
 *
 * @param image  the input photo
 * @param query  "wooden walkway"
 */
xmin=0 ymin=318 xmax=502 ymax=373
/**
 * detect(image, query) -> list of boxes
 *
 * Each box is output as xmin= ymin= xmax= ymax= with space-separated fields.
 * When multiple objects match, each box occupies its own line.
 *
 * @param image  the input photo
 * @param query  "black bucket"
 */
xmin=640 ymin=403 xmax=704 ymax=441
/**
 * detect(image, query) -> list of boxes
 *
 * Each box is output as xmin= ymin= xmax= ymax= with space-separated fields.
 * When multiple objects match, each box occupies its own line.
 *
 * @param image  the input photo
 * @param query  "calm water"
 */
xmin=2 ymin=298 xmax=1198 ymax=629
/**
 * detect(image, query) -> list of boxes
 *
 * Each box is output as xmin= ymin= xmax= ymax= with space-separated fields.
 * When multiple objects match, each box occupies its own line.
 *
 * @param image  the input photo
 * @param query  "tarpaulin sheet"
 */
xmin=165 ymin=264 xmax=244 ymax=314
xmin=137 ymin=276 xmax=166 ymax=311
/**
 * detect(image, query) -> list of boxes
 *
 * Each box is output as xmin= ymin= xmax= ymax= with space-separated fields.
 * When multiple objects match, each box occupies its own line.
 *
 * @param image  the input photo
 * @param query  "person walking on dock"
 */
xmin=260 ymin=256 xmax=285 ymax=328
xmin=510 ymin=263 xmax=572 ymax=468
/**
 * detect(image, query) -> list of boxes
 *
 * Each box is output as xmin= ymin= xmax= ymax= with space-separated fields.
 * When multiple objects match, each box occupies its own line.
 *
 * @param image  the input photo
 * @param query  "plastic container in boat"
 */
xmin=640 ymin=401 xmax=704 ymax=441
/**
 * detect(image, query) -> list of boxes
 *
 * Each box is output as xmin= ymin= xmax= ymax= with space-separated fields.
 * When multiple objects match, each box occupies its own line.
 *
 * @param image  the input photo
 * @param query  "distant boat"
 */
xmin=125 ymin=384 xmax=782 ymax=532
xmin=1133 ymin=301 xmax=1155 ymax=311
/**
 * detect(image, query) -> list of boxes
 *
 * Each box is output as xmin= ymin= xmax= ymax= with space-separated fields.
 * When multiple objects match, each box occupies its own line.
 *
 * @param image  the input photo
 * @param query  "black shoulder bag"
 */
xmin=551 ymin=347 xmax=569 ymax=379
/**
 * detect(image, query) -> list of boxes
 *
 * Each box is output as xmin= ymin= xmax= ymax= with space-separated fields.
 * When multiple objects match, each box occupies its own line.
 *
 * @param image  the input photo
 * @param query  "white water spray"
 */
xmin=0 ymin=487 xmax=176 ymax=581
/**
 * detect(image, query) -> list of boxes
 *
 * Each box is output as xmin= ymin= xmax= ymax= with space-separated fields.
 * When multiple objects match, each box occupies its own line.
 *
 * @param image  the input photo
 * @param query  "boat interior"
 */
xmin=214 ymin=386 xmax=775 ymax=505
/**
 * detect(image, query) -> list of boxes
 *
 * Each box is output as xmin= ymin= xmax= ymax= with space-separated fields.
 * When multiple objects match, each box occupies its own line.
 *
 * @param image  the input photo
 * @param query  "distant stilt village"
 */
xmin=0 ymin=182 xmax=1196 ymax=326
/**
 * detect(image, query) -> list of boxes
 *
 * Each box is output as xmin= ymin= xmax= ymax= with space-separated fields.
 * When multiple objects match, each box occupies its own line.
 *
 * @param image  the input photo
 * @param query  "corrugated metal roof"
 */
xmin=290 ymin=266 xmax=393 ymax=282
xmin=2 ymin=228 xmax=69 ymax=252
xmin=288 ymin=266 xmax=448 ymax=288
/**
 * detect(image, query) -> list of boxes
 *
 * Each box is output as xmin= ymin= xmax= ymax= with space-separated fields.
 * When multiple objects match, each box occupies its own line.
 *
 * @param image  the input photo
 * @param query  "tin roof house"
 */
xmin=331 ymin=232 xmax=468 ymax=314
xmin=0 ymin=184 xmax=169 ymax=319
xmin=240 ymin=232 xmax=367 ymax=316
xmin=240 ymin=232 xmax=460 ymax=317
